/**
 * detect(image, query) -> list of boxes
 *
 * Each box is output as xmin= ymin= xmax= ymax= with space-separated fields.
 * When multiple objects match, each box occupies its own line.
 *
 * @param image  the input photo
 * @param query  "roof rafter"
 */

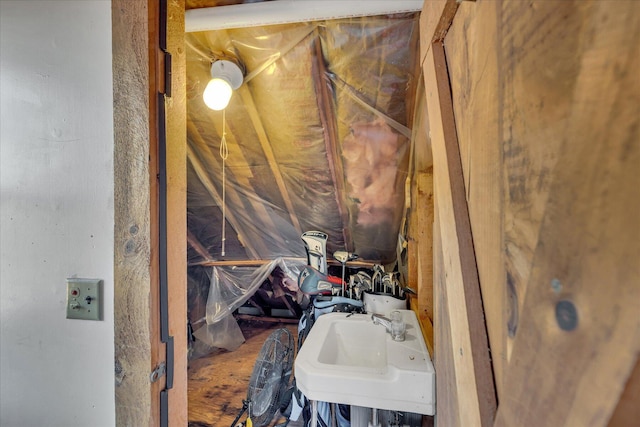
xmin=237 ymin=85 xmax=303 ymax=235
xmin=310 ymin=32 xmax=353 ymax=251
xmin=218 ymin=29 xmax=304 ymax=236
xmin=187 ymin=228 xmax=214 ymax=261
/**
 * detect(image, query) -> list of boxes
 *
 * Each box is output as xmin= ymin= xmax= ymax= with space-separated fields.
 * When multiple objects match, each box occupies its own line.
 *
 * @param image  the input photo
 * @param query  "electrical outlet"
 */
xmin=66 ymin=278 xmax=102 ymax=321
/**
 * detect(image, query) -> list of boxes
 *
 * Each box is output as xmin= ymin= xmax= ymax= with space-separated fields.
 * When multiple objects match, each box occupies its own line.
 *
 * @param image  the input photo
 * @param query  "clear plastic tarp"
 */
xmin=189 ymin=258 xmax=307 ymax=355
xmin=185 ymin=13 xmax=420 ymax=355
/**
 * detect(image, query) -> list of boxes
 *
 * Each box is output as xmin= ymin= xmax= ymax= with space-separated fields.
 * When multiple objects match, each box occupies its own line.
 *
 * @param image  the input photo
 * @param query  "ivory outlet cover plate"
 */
xmin=66 ymin=278 xmax=102 ymax=321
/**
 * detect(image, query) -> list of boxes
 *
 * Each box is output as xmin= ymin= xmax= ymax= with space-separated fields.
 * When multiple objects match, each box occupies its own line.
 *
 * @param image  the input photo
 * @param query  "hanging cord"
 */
xmin=219 ymin=109 xmax=229 ymax=256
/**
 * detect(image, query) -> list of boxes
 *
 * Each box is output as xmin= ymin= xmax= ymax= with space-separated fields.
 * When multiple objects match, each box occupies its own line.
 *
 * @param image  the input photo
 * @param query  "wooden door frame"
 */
xmin=112 ymin=0 xmax=187 ymax=425
xmin=112 ymin=0 xmax=639 ymax=426
xmin=109 ymin=1 xmax=450 ymax=425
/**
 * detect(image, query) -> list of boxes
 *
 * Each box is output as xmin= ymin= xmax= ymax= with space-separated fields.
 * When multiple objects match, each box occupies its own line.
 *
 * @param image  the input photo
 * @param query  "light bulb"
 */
xmin=203 ymin=78 xmax=233 ymax=110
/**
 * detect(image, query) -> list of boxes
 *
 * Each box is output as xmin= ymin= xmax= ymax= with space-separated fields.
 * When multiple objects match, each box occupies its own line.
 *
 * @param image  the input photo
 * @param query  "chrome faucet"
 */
xmin=371 ymin=313 xmax=392 ymax=332
xmin=372 ymin=312 xmax=406 ymax=341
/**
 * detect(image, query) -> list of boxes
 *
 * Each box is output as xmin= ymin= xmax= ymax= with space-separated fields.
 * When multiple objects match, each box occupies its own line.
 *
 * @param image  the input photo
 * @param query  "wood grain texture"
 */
xmin=408 ymin=177 xmax=435 ymax=354
xmin=499 ymin=0 xmax=591 ymax=362
xmin=439 ymin=4 xmax=640 ymax=423
xmin=608 ymin=357 xmax=640 ymax=427
xmin=185 ymin=0 xmax=244 ymax=9
xmin=424 ymin=41 xmax=497 ymax=427
xmin=114 ymin=1 xmax=188 ymax=425
xmin=494 ymin=1 xmax=640 ymax=425
xmin=419 ymin=0 xmax=459 ymax=64
xmin=112 ymin=0 xmax=153 ymax=425
xmin=413 ymin=83 xmax=433 ymax=171
xmin=149 ymin=0 xmax=162 ymax=421
xmin=444 ymin=0 xmax=506 ymax=399
xmin=407 ymin=87 xmax=434 ymax=343
xmin=433 ymin=199 xmax=460 ymax=427
xmin=420 ymin=1 xmax=496 ymax=426
xmin=188 ymin=319 xmax=298 ymax=427
xmin=166 ymin=0 xmax=188 ymax=424
xmin=414 ymin=170 xmax=434 ymax=326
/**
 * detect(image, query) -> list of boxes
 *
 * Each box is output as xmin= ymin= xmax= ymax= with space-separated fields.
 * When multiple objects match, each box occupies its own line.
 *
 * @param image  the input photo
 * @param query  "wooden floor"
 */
xmin=188 ymin=316 xmax=299 ymax=427
xmin=188 ymin=315 xmax=434 ymax=427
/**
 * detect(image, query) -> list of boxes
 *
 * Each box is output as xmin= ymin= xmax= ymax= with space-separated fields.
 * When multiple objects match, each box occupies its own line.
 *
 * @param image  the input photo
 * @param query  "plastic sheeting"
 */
xmin=186 ymin=13 xmax=420 ymax=355
xmin=190 ymin=258 xmax=306 ymax=355
xmin=186 ymin=13 xmax=419 ymax=265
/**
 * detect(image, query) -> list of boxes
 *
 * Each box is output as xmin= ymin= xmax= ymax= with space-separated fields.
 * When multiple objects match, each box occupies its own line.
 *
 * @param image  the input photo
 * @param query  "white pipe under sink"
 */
xmin=185 ymin=0 xmax=424 ymax=32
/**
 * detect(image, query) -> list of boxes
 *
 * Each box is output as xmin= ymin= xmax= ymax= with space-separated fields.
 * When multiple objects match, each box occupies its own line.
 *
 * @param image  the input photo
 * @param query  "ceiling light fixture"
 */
xmin=203 ymin=60 xmax=243 ymax=110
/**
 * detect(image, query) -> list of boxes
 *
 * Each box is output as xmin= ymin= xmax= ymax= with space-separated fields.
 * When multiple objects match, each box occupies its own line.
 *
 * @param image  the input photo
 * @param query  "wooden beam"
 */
xmin=433 ymin=197 xmax=460 ymax=427
xmin=415 ymin=170 xmax=434 ymax=324
xmin=165 ymin=0 xmax=188 ymax=424
xmin=191 ymin=257 xmax=377 ymax=268
xmin=192 ymin=258 xmax=305 ymax=267
xmin=210 ymin=27 xmax=304 ymax=237
xmin=311 ymin=35 xmax=353 ymax=250
xmin=408 ymin=168 xmax=434 ymax=353
xmin=496 ymin=0 xmax=592 ymax=365
xmin=237 ymin=85 xmax=303 ymax=235
xmin=187 ymin=228 xmax=213 ymax=261
xmin=114 ymin=1 xmax=188 ymax=425
xmin=419 ymin=0 xmax=459 ymax=63
xmin=412 ymin=82 xmax=433 ymax=170
xmin=443 ymin=0 xmax=506 ymax=399
xmin=149 ymin=0 xmax=162 ymax=423
xmin=112 ymin=0 xmax=153 ymax=425
xmin=412 ymin=296 xmax=434 ymax=358
xmin=423 ymin=41 xmax=497 ymax=427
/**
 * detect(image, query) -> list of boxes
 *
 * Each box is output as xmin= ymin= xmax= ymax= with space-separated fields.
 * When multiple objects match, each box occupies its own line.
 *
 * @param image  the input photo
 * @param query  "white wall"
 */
xmin=0 ymin=1 xmax=115 ymax=426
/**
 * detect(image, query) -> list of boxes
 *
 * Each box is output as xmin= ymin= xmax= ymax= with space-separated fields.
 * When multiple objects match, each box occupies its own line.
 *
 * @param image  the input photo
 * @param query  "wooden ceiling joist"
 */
xmin=237 ymin=85 xmax=303 ymax=235
xmin=311 ymin=34 xmax=353 ymax=251
xmin=187 ymin=228 xmax=215 ymax=261
xmin=192 ymin=257 xmax=378 ymax=268
xmin=191 ymin=258 xmax=306 ymax=267
xmin=215 ymin=28 xmax=304 ymax=237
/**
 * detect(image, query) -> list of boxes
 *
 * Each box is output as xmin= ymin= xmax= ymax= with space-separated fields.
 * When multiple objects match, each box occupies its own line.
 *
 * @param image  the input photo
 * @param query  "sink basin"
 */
xmin=317 ymin=319 xmax=387 ymax=368
xmin=294 ymin=310 xmax=435 ymax=415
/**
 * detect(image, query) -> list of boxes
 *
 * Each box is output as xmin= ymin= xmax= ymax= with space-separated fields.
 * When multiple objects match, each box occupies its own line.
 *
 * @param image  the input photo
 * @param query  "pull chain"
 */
xmin=220 ymin=109 xmax=228 ymax=257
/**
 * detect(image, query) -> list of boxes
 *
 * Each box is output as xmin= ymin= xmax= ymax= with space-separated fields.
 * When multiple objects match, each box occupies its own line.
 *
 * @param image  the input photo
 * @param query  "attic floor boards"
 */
xmin=188 ymin=317 xmax=300 ymax=427
xmin=188 ymin=316 xmax=433 ymax=427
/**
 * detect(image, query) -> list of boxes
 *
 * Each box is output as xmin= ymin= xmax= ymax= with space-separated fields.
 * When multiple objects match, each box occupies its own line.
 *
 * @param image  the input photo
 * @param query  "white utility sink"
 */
xmin=294 ymin=310 xmax=435 ymax=415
